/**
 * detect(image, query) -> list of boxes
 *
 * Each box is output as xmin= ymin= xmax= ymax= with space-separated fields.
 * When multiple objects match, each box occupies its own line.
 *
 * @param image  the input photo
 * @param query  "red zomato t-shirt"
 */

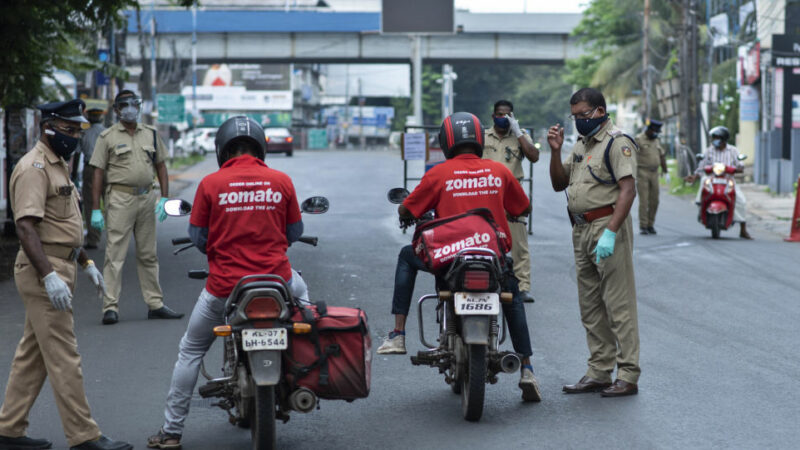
xmin=190 ymin=154 xmax=301 ymax=298
xmin=402 ymin=153 xmax=529 ymax=243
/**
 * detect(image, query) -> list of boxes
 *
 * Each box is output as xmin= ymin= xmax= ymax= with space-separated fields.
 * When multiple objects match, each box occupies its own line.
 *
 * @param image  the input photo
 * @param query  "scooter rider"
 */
xmin=684 ymin=126 xmax=752 ymax=240
xmin=377 ymin=111 xmax=542 ymax=402
xmin=147 ymin=116 xmax=308 ymax=449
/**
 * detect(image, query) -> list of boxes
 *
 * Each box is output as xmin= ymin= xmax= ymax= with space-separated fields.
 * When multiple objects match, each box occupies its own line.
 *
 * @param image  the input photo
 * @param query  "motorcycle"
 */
xmin=695 ymin=154 xmax=747 ymax=239
xmin=387 ymin=188 xmax=521 ymax=422
xmin=164 ymin=196 xmax=353 ymax=450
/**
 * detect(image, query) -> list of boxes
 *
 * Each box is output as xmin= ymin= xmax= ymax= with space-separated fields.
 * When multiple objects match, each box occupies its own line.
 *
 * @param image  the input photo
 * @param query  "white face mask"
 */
xmin=119 ymin=105 xmax=140 ymax=123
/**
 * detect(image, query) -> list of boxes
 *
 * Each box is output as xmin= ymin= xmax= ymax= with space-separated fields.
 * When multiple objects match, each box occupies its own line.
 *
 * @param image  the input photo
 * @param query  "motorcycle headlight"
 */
xmin=712 ymin=163 xmax=726 ymax=176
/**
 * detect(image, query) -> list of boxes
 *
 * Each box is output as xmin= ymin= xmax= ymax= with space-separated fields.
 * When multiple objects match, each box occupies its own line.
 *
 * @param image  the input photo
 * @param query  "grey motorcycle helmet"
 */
xmin=214 ymin=116 xmax=267 ymax=167
xmin=709 ymin=126 xmax=730 ymax=142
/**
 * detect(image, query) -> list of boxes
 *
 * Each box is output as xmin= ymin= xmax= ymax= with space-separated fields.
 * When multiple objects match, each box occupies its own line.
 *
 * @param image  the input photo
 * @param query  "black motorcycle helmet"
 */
xmin=214 ymin=116 xmax=267 ymax=167
xmin=438 ymin=111 xmax=485 ymax=159
xmin=709 ymin=126 xmax=730 ymax=142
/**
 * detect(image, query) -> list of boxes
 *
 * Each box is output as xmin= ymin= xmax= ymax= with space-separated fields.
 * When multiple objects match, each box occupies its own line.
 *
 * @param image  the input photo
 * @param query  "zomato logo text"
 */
xmin=218 ymin=188 xmax=283 ymax=205
xmin=431 ymin=232 xmax=492 ymax=260
xmin=444 ymin=175 xmax=502 ymax=192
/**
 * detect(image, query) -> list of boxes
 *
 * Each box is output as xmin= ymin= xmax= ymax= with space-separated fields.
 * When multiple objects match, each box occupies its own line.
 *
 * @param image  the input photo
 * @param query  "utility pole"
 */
xmin=679 ymin=0 xmax=700 ymax=155
xmin=441 ymin=64 xmax=456 ymax=119
xmin=411 ymin=35 xmax=423 ymax=126
xmin=358 ymin=77 xmax=365 ymax=149
xmin=643 ymin=0 xmax=651 ymax=119
xmin=150 ymin=0 xmax=158 ymax=125
xmin=344 ymin=64 xmax=350 ymax=147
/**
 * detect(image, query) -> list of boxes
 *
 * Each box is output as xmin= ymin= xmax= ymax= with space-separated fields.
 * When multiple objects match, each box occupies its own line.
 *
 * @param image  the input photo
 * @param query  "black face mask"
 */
xmin=45 ymin=128 xmax=80 ymax=160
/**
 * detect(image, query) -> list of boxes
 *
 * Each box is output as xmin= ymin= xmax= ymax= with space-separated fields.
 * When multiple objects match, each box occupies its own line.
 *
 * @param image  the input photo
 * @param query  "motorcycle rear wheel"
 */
xmin=461 ymin=344 xmax=486 ymax=422
xmin=251 ymin=385 xmax=276 ymax=450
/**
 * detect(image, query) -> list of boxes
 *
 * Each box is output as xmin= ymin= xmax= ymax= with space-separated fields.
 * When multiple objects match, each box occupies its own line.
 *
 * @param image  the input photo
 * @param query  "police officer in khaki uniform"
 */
xmin=77 ymin=107 xmax=106 ymax=248
xmin=482 ymin=100 xmax=539 ymax=303
xmin=547 ymin=88 xmax=640 ymax=397
xmin=634 ymin=119 xmax=667 ymax=235
xmin=0 ymin=100 xmax=132 ymax=450
xmin=88 ymin=90 xmax=183 ymax=325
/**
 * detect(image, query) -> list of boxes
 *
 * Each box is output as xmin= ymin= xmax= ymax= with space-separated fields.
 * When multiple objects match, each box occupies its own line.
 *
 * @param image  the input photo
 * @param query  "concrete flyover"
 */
xmin=124 ymin=9 xmax=584 ymax=64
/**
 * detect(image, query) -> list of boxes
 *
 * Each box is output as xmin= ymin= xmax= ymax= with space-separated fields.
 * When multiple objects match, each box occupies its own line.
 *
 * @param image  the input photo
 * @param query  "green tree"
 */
xmin=0 ymin=0 xmax=195 ymax=109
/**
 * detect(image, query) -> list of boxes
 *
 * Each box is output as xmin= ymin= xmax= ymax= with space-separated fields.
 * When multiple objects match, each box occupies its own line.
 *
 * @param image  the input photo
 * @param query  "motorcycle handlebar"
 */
xmin=297 ymin=236 xmax=318 ymax=246
xmin=172 ymin=237 xmax=192 ymax=245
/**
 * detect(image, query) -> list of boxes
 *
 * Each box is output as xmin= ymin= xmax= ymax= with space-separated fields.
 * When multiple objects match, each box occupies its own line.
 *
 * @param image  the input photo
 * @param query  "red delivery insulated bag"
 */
xmin=284 ymin=303 xmax=372 ymax=400
xmin=412 ymin=208 xmax=510 ymax=274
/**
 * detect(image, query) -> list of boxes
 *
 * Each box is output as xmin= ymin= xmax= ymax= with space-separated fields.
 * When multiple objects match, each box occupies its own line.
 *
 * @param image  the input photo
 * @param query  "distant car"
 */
xmin=264 ymin=127 xmax=294 ymax=156
xmin=176 ymin=128 xmax=216 ymax=154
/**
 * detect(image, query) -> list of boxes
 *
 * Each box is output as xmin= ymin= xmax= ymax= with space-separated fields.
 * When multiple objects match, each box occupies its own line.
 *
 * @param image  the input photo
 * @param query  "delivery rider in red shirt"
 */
xmin=376 ymin=112 xmax=541 ymax=402
xmin=147 ymin=117 xmax=306 ymax=448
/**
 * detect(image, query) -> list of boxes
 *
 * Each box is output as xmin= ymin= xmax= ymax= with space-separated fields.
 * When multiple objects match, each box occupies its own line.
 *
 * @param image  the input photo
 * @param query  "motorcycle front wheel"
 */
xmin=461 ymin=344 xmax=486 ymax=422
xmin=251 ymin=385 xmax=276 ymax=450
xmin=710 ymin=214 xmax=722 ymax=239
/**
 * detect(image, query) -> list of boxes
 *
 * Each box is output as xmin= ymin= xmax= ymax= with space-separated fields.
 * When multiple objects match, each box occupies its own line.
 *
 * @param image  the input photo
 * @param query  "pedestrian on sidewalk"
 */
xmin=482 ymin=100 xmax=539 ymax=303
xmin=634 ymin=119 xmax=668 ymax=235
xmin=684 ymin=126 xmax=753 ymax=240
xmin=547 ymin=88 xmax=640 ymax=397
xmin=88 ymin=90 xmax=184 ymax=325
xmin=0 ymin=99 xmax=132 ymax=450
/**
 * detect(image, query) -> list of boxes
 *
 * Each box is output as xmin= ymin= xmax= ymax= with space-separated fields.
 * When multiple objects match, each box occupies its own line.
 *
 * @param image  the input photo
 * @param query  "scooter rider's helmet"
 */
xmin=438 ymin=111 xmax=485 ymax=159
xmin=709 ymin=126 xmax=730 ymax=142
xmin=214 ymin=116 xmax=267 ymax=168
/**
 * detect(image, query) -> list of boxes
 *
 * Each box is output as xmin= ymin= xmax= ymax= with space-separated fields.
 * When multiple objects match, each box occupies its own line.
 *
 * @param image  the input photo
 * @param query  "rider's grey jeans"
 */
xmin=162 ymin=271 xmax=307 ymax=435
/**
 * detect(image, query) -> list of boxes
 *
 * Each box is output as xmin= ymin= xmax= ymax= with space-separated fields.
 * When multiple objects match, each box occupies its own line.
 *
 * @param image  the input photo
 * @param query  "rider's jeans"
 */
xmin=162 ymin=271 xmax=306 ymax=435
xmin=390 ymin=244 xmax=533 ymax=358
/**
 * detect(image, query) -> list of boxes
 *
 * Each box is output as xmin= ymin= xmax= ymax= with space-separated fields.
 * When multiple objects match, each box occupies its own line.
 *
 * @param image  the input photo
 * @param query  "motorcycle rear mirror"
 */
xmin=737 ymin=154 xmax=748 ymax=161
xmin=164 ymin=199 xmax=192 ymax=216
xmin=301 ymin=196 xmax=329 ymax=214
xmin=387 ymin=187 xmax=410 ymax=204
xmin=695 ymin=153 xmax=705 ymax=161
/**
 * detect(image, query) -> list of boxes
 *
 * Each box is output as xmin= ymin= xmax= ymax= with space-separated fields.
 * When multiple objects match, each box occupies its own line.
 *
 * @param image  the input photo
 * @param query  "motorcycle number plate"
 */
xmin=241 ymin=328 xmax=288 ymax=351
xmin=712 ymin=179 xmax=727 ymax=184
xmin=454 ymin=292 xmax=499 ymax=316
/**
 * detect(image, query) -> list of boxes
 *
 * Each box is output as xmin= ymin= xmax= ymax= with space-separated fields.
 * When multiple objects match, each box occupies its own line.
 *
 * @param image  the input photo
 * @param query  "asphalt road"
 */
xmin=1 ymin=149 xmax=798 ymax=449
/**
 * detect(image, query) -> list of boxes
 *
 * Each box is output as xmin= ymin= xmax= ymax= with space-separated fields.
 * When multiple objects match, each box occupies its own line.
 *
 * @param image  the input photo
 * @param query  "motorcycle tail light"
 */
xmin=265 ymin=137 xmax=271 ymax=143
xmin=463 ymin=270 xmax=490 ymax=291
xmin=245 ymin=296 xmax=282 ymax=319
xmin=286 ymin=136 xmax=294 ymax=143
xmin=213 ymin=325 xmax=232 ymax=337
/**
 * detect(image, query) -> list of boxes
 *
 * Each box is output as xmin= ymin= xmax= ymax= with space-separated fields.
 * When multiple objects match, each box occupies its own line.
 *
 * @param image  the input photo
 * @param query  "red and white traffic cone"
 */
xmin=785 ymin=175 xmax=800 ymax=242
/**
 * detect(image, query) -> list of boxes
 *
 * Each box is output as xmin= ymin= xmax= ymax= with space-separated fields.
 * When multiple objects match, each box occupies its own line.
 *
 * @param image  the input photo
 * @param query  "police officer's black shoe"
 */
xmin=148 ymin=305 xmax=185 ymax=320
xmin=519 ymin=290 xmax=535 ymax=303
xmin=102 ymin=310 xmax=118 ymax=325
xmin=639 ymin=227 xmax=650 ymax=235
xmin=0 ymin=434 xmax=52 ymax=449
xmin=69 ymin=435 xmax=132 ymax=450
xmin=647 ymin=226 xmax=657 ymax=234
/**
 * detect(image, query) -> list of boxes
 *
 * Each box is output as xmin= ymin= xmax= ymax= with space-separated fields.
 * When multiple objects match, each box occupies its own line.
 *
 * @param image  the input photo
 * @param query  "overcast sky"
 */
xmin=455 ymin=0 xmax=586 ymax=13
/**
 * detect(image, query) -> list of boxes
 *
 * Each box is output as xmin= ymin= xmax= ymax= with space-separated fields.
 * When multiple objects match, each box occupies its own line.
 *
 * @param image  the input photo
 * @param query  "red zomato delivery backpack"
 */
xmin=411 ymin=208 xmax=510 ymax=275
xmin=284 ymin=302 xmax=371 ymax=400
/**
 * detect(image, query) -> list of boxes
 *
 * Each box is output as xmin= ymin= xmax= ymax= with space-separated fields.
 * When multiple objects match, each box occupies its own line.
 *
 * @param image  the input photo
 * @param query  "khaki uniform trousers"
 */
xmin=572 ymin=215 xmax=640 ymax=384
xmin=82 ymin=166 xmax=101 ymax=247
xmin=509 ymin=219 xmax=531 ymax=292
xmin=636 ymin=168 xmax=660 ymax=229
xmin=102 ymin=187 xmax=164 ymax=313
xmin=0 ymin=254 xmax=102 ymax=447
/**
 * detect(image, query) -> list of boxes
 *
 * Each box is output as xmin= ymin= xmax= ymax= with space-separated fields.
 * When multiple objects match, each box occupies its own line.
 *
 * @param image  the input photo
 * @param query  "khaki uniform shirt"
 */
xmin=562 ymin=119 xmax=635 ymax=213
xmin=89 ymin=122 xmax=167 ymax=188
xmin=634 ymin=132 xmax=664 ymax=170
xmin=483 ymin=128 xmax=534 ymax=180
xmin=10 ymin=140 xmax=83 ymax=248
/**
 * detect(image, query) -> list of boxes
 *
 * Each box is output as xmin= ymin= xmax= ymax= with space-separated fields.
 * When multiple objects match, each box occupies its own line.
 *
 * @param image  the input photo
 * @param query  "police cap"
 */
xmin=37 ymin=99 xmax=90 ymax=125
xmin=645 ymin=119 xmax=663 ymax=131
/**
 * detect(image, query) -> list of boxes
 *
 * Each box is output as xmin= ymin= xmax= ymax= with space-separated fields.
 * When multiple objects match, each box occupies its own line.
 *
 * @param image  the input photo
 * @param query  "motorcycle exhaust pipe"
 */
xmin=288 ymin=388 xmax=317 ymax=413
xmin=500 ymin=353 xmax=521 ymax=374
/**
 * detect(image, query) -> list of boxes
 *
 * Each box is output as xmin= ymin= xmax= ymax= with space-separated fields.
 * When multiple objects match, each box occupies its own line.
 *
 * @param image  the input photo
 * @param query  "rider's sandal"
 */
xmin=146 ymin=428 xmax=182 ymax=449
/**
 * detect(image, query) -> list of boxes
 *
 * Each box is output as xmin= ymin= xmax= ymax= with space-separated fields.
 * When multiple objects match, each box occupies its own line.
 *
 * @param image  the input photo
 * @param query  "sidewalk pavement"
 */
xmin=739 ymin=182 xmax=798 ymax=238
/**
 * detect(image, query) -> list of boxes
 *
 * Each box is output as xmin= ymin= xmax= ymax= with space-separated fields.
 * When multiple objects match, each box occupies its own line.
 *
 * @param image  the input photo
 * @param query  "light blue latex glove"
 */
xmin=593 ymin=228 xmax=617 ymax=263
xmin=90 ymin=209 xmax=104 ymax=230
xmin=155 ymin=197 xmax=168 ymax=223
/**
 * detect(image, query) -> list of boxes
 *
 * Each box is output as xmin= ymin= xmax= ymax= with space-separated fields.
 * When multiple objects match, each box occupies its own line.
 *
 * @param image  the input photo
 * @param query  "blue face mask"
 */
xmin=575 ymin=114 xmax=608 ymax=137
xmin=493 ymin=116 xmax=510 ymax=129
xmin=712 ymin=139 xmax=722 ymax=148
